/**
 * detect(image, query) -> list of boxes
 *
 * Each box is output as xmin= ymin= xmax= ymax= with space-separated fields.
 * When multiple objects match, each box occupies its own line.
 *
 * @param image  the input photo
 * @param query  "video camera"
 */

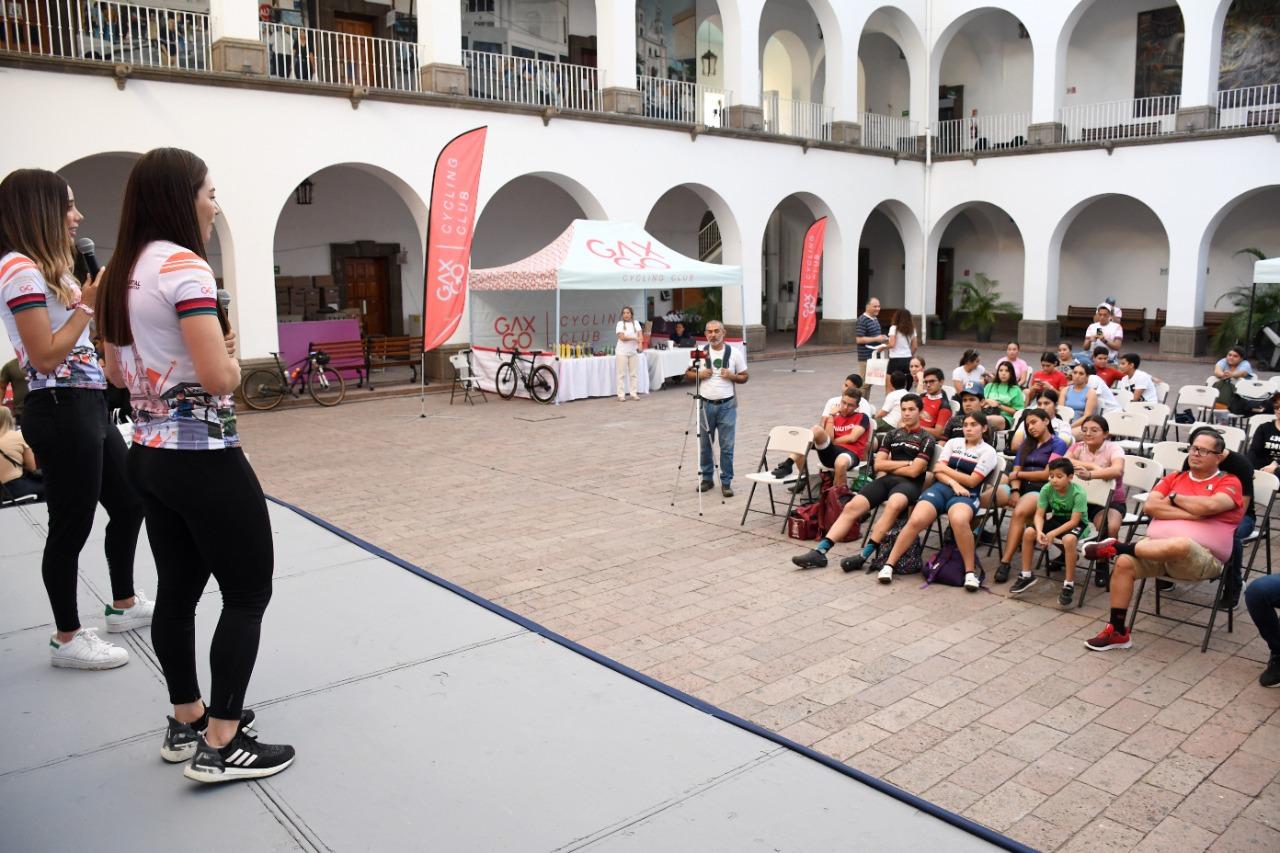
xmin=690 ymin=348 xmax=709 ymax=363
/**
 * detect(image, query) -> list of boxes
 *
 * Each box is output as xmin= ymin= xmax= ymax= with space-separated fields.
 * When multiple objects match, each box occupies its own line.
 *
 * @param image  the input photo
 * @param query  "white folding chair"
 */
xmin=1126 ymin=401 xmax=1170 ymax=447
xmin=1155 ymin=380 xmax=1171 ymax=404
xmin=1247 ymin=413 xmax=1274 ymax=443
xmin=1117 ymin=455 xmax=1164 ymax=542
xmin=1112 ymin=387 xmax=1133 ymax=408
xmin=1170 ymin=384 xmax=1219 ymax=438
xmin=1205 ymin=423 xmax=1247 ymax=453
xmin=1225 ymin=379 xmax=1274 ymax=428
xmin=741 ymin=425 xmax=814 ymax=530
xmin=1150 ymin=440 xmax=1188 ymax=475
xmin=449 ymin=350 xmax=487 ymax=405
xmin=1058 ymin=405 xmax=1075 ymax=422
xmin=1106 ymin=410 xmax=1149 ymax=456
xmin=1245 ymin=470 xmax=1279 ymax=582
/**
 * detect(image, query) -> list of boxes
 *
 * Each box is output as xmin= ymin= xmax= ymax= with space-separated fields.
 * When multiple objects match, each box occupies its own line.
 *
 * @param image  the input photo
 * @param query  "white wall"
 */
xmin=938 ymin=10 xmax=1034 ymax=118
xmin=859 ymin=209 xmax=906 ymax=309
xmin=859 ymin=31 xmax=910 ymax=118
xmin=644 ymin=184 xmax=710 ymax=317
xmin=759 ymin=0 xmax=824 ymax=102
xmin=1063 ymin=0 xmax=1179 ymax=107
xmin=472 ymin=176 xmax=591 ymax=268
xmin=1057 ymin=194 xmax=1168 ymax=315
xmin=1206 ymin=188 xmax=1280 ymax=312
xmin=938 ymin=204 xmax=1025 ymax=309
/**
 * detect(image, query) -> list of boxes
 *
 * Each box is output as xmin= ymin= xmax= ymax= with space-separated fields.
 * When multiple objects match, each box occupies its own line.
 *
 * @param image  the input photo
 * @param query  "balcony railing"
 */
xmin=698 ymin=218 xmax=722 ymax=261
xmin=762 ymin=92 xmax=833 ymax=141
xmin=932 ymin=112 xmax=1030 ymax=155
xmin=260 ymin=22 xmax=419 ymax=93
xmin=637 ymin=75 xmax=731 ymax=126
xmin=462 ymin=49 xmax=601 ymax=111
xmin=1059 ymin=95 xmax=1180 ymax=143
xmin=1218 ymin=84 xmax=1280 ymax=130
xmin=1 ymin=0 xmax=209 ymax=71
xmin=860 ymin=112 xmax=919 ymax=155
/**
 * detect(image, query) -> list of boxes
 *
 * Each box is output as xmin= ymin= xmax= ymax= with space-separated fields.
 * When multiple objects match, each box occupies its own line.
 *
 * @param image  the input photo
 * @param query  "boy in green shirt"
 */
xmin=1010 ymin=458 xmax=1095 ymax=606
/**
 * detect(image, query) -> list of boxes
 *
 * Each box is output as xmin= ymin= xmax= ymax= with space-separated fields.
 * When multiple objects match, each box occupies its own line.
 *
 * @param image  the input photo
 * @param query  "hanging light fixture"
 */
xmin=700 ymin=23 xmax=717 ymax=77
xmin=295 ymin=178 xmax=314 ymax=206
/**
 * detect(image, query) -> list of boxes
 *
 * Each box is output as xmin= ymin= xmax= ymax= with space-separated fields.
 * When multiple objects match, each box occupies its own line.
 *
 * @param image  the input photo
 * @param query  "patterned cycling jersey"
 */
xmin=0 ymin=252 xmax=105 ymax=391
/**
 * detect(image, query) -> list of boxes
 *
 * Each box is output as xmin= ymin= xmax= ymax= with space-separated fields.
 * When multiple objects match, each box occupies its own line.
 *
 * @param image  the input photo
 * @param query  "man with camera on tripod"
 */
xmin=685 ymin=321 xmax=748 ymax=498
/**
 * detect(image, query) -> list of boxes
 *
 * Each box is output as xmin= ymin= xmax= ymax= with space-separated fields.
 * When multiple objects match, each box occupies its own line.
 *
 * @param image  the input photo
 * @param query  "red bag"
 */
xmin=819 ymin=483 xmax=860 ymax=542
xmin=786 ymin=501 xmax=823 ymax=540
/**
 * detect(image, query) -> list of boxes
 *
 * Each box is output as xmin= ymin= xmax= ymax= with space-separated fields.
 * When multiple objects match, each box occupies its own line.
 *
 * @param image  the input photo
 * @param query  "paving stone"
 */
xmin=1080 ymin=751 xmax=1157 ymax=796
xmin=1172 ymin=781 xmax=1252 ymax=834
xmin=1153 ymin=698 xmax=1220 ymax=735
xmin=946 ymin=751 xmax=1028 ymax=796
xmin=1097 ymin=698 xmax=1164 ymax=734
xmin=884 ymin=750 xmax=970 ymax=795
xmin=1103 ymin=781 xmax=1187 ymax=833
xmin=1239 ymin=724 xmax=1280 ymax=762
xmin=812 ymin=722 xmax=891 ymax=762
xmin=1014 ymin=750 xmax=1093 ymax=797
xmin=965 ymin=781 xmax=1048 ymax=833
xmin=1145 ymin=751 xmax=1222 ymax=796
xmin=995 ymin=722 xmax=1069 ymax=763
xmin=1131 ymin=816 xmax=1221 ymax=853
xmin=1210 ymin=751 xmax=1280 ymax=797
xmin=1007 ymin=814 xmax=1075 ymax=852
xmin=1041 ymin=697 xmax=1107 ymax=734
xmin=980 ymin=697 xmax=1053 ymax=734
xmin=936 ymin=724 xmax=1008 ymax=763
xmin=1181 ymin=724 xmax=1251 ymax=763
xmin=1033 ymin=779 xmax=1120 ymax=833
xmin=1208 ymin=816 xmax=1280 ymax=852
xmin=1119 ymin=725 xmax=1188 ymax=763
xmin=921 ymin=780 xmax=983 ymax=814
xmin=1057 ymin=817 xmax=1146 ymax=853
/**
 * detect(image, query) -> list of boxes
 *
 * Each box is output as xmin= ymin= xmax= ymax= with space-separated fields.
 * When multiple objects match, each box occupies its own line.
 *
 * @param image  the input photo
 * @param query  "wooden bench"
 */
xmin=1117 ymin=307 xmax=1145 ymax=337
xmin=1058 ymin=305 xmax=1096 ymax=337
xmin=308 ymin=339 xmax=368 ymax=388
xmin=367 ymin=335 xmax=424 ymax=385
xmin=1080 ymin=122 xmax=1161 ymax=142
xmin=1149 ymin=309 xmax=1232 ymax=343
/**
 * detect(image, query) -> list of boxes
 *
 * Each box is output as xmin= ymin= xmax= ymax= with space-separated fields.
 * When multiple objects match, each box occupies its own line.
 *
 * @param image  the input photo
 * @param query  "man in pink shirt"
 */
xmin=1082 ymin=429 xmax=1244 ymax=650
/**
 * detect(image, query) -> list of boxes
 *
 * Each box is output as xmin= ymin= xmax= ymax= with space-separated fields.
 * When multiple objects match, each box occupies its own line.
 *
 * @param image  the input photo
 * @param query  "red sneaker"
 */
xmin=1085 ymin=624 xmax=1132 ymax=651
xmin=1084 ymin=538 xmax=1118 ymax=561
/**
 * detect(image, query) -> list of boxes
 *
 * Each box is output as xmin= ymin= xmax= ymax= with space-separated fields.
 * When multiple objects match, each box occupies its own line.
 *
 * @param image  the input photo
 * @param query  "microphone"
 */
xmin=75 ymin=237 xmax=100 ymax=277
xmin=216 ymin=287 xmax=232 ymax=335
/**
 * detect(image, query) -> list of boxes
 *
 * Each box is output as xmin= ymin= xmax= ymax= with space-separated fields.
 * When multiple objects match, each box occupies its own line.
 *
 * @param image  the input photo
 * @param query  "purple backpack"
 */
xmin=923 ymin=541 xmax=982 ymax=587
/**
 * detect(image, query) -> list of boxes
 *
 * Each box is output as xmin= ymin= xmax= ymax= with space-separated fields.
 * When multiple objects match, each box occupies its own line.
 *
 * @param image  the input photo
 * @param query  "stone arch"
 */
xmin=858 ymin=198 xmax=924 ymax=316
xmin=760 ymin=191 xmax=845 ymax=345
xmin=858 ymin=5 xmax=927 ymax=122
xmin=1200 ymin=184 xmax=1280 ymax=324
xmin=930 ymin=6 xmax=1036 ymax=128
xmin=927 ymin=200 xmax=1026 ymax=321
xmin=643 ymin=182 xmax=744 ymax=322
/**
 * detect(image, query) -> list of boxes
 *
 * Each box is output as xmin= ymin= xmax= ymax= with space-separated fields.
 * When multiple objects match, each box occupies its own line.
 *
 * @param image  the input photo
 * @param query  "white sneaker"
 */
xmin=105 ymin=590 xmax=154 ymax=633
xmin=964 ymin=572 xmax=980 ymax=591
xmin=878 ymin=565 xmax=893 ymax=585
xmin=50 ymin=628 xmax=128 ymax=670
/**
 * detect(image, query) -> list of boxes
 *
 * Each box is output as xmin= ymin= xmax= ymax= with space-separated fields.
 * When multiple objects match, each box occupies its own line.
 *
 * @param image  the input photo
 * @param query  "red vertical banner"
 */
xmin=794 ymin=217 xmax=827 ymax=349
xmin=422 ymin=127 xmax=488 ymax=352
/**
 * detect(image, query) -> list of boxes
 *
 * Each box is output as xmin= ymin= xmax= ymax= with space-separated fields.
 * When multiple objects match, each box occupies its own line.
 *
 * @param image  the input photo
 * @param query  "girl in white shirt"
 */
xmin=951 ymin=349 xmax=989 ymax=394
xmin=885 ymin=310 xmax=917 ymax=376
xmin=615 ymin=306 xmax=641 ymax=401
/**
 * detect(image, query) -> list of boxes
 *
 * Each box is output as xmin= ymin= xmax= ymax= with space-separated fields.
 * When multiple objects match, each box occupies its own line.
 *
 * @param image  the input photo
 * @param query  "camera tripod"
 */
xmin=669 ymin=355 xmax=726 ymax=516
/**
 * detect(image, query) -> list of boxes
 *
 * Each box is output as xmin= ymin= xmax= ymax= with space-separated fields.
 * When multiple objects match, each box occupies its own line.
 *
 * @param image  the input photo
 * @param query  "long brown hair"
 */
xmin=96 ymin=148 xmax=209 ymax=346
xmin=0 ymin=169 xmax=78 ymax=307
xmin=892 ymin=309 xmax=915 ymax=338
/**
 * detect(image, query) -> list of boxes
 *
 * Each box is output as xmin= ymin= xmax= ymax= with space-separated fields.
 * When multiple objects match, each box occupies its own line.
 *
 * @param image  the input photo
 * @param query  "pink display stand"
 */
xmin=276 ymin=319 xmax=364 ymax=380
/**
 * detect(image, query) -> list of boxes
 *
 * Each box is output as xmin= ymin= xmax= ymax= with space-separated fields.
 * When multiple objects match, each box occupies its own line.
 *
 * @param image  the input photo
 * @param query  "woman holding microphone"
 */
xmin=0 ymin=168 xmax=148 ymax=670
xmin=96 ymin=149 xmax=293 ymax=782
xmin=615 ymin=305 xmax=641 ymax=401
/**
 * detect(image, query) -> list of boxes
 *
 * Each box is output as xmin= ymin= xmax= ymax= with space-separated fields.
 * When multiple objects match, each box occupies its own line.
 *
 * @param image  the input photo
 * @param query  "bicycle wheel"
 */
xmin=308 ymin=366 xmax=346 ymax=406
xmin=240 ymin=369 xmax=286 ymax=410
xmin=495 ymin=363 xmax=518 ymax=399
xmin=529 ymin=364 xmax=559 ymax=404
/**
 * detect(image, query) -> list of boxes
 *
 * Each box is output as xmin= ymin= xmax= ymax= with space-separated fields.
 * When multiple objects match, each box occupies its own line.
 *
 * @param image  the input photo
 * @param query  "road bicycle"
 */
xmin=495 ymin=348 xmax=558 ymax=404
xmin=240 ymin=349 xmax=346 ymax=410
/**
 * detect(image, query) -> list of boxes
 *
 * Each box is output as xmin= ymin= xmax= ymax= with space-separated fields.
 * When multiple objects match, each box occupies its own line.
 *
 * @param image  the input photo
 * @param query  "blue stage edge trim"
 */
xmin=267 ymin=494 xmax=1035 ymax=853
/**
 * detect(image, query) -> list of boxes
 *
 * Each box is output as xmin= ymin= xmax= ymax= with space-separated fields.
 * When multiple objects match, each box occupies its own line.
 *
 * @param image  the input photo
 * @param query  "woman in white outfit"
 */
xmin=615 ymin=306 xmax=641 ymax=401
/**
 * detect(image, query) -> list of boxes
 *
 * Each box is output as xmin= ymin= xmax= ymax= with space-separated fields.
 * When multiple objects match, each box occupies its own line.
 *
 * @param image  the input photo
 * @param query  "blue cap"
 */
xmin=960 ymin=381 xmax=984 ymax=398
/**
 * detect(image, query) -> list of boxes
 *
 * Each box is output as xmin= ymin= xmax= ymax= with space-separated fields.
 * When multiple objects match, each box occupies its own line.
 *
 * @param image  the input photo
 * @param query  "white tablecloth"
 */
xmin=471 ymin=346 xmax=722 ymax=404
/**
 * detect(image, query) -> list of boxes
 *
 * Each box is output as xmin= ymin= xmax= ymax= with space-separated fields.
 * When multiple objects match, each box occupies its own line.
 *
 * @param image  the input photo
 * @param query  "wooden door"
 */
xmin=343 ymin=257 xmax=390 ymax=336
xmin=858 ymin=247 xmax=870 ymax=310
xmin=938 ymin=85 xmax=963 ymax=122
xmin=936 ymin=248 xmax=955 ymax=321
xmin=333 ymin=14 xmax=374 ymax=86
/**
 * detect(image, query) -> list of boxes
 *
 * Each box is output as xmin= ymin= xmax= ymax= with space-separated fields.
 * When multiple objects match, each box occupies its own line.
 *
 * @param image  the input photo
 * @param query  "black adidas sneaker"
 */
xmin=161 ymin=710 xmax=257 ymax=764
xmin=184 ymin=730 xmax=295 ymax=783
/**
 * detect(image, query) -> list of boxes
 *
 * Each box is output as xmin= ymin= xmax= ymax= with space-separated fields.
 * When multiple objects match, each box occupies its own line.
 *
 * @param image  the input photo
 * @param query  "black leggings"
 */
xmin=128 ymin=444 xmax=274 ymax=719
xmin=21 ymin=388 xmax=143 ymax=633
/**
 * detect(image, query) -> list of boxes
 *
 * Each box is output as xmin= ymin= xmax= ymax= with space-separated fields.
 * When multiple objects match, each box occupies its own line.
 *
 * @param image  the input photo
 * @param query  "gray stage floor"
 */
xmin=0 ymin=499 xmax=1014 ymax=852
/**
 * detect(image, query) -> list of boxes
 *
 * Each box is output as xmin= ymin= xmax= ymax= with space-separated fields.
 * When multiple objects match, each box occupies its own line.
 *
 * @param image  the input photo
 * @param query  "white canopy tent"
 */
xmin=1255 ymin=257 xmax=1280 ymax=284
xmin=469 ymin=219 xmax=744 ymax=352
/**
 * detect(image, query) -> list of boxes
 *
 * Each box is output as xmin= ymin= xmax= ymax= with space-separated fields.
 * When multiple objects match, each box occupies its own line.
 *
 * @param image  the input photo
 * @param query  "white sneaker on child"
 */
xmin=877 ymin=565 xmax=893 ymax=585
xmin=964 ymin=572 xmax=980 ymax=591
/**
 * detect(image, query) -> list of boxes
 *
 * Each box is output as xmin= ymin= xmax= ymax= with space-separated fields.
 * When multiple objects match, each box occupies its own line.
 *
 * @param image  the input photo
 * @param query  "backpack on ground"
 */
xmin=866 ymin=516 xmax=924 ymax=575
xmin=819 ymin=482 xmax=859 ymax=541
xmin=786 ymin=500 xmax=823 ymax=540
xmin=1230 ymin=385 xmax=1271 ymax=416
xmin=923 ymin=537 xmax=983 ymax=587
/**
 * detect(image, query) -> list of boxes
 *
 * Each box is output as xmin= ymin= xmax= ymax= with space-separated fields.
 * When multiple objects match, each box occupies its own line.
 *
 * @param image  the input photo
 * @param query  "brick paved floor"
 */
xmin=242 ymin=345 xmax=1280 ymax=852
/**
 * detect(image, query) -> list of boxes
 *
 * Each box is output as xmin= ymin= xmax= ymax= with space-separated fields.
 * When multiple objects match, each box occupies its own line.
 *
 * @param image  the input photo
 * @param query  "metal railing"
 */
xmin=1059 ymin=95 xmax=1180 ymax=143
xmin=762 ymin=92 xmax=833 ymax=141
xmin=932 ymin=112 xmax=1030 ymax=155
xmin=462 ymin=49 xmax=601 ymax=111
xmin=697 ymin=219 xmax=722 ymax=261
xmin=0 ymin=0 xmax=209 ymax=71
xmin=860 ymin=112 xmax=919 ymax=155
xmin=1217 ymin=84 xmax=1280 ymax=130
xmin=636 ymin=75 xmax=731 ymax=126
xmin=260 ymin=22 xmax=419 ymax=93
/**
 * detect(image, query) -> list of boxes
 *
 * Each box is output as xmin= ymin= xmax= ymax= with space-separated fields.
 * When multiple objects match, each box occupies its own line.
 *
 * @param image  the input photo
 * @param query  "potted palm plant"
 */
xmin=1213 ymin=248 xmax=1275 ymax=355
xmin=952 ymin=273 xmax=1017 ymax=343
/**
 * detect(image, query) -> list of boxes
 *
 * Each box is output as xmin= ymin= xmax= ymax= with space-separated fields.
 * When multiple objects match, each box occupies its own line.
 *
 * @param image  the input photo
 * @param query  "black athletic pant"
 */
xmin=22 ymin=388 xmax=143 ymax=633
xmin=128 ymin=444 xmax=273 ymax=719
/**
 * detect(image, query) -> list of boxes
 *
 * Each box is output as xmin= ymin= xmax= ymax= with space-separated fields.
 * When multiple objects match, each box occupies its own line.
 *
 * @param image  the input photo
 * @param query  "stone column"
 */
xmin=1159 ymin=236 xmax=1209 ymax=356
xmin=419 ymin=0 xmax=465 ymax=95
xmin=1017 ymin=232 xmax=1061 ymax=348
xmin=596 ymin=0 xmax=641 ymax=115
xmin=1175 ymin=12 xmax=1221 ymax=132
xmin=724 ymin=231 xmax=766 ymax=353
xmin=721 ymin=0 xmax=760 ymax=130
xmin=210 ymin=0 xmax=266 ymax=75
xmin=1028 ymin=28 xmax=1064 ymax=145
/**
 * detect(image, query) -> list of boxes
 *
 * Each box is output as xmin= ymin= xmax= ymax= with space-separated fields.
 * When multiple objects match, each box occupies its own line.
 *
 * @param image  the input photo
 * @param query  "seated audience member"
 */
xmin=1065 ymin=415 xmax=1127 ymax=587
xmin=0 ymin=406 xmax=41 ymax=501
xmin=1028 ymin=351 xmax=1068 ymax=401
xmin=1075 ymin=305 xmax=1123 ymax=362
xmin=670 ymin=321 xmax=694 ymax=347
xmin=908 ymin=356 xmax=927 ymax=394
xmin=874 ymin=413 xmax=997 ymax=589
xmin=1064 ymin=363 xmax=1120 ymax=440
xmin=1176 ymin=426 xmax=1254 ymax=609
xmin=1010 ymin=389 xmax=1074 ymax=453
xmin=1215 ymin=345 xmax=1256 ymax=382
xmin=1083 ymin=429 xmax=1245 ymax=650
xmin=1117 ymin=353 xmax=1159 ymax=402
xmin=1014 ymin=457 xmax=1095 ymax=606
xmin=1056 ymin=341 xmax=1081 ymax=379
xmin=945 ymin=382 xmax=987 ymax=440
xmin=772 ymin=387 xmax=872 ymax=489
xmin=1101 ymin=297 xmax=1122 ymax=320
xmin=918 ymin=367 xmax=952 ymax=439
xmin=1092 ymin=348 xmax=1125 ymax=388
xmin=982 ymin=360 xmax=1025 ymax=433
xmin=822 ymin=373 xmax=876 ymax=421
xmin=1245 ymin=574 xmax=1280 ymax=687
xmin=994 ymin=409 xmax=1070 ymax=584
xmin=952 ymin=349 xmax=989 ymax=394
xmin=1003 ymin=341 xmax=1030 ymax=386
xmin=792 ymin=396 xmax=936 ymax=570
xmin=1248 ymin=394 xmax=1280 ymax=475
xmin=874 ymin=371 xmax=911 ymax=431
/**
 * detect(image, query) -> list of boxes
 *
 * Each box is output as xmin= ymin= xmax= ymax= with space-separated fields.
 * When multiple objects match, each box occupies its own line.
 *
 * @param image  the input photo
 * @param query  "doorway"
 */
xmin=936 ymin=248 xmax=955 ymax=321
xmin=343 ymin=257 xmax=390 ymax=336
xmin=938 ymin=85 xmax=963 ymax=122
xmin=858 ymin=247 xmax=870 ymax=310
xmin=333 ymin=13 xmax=375 ymax=85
